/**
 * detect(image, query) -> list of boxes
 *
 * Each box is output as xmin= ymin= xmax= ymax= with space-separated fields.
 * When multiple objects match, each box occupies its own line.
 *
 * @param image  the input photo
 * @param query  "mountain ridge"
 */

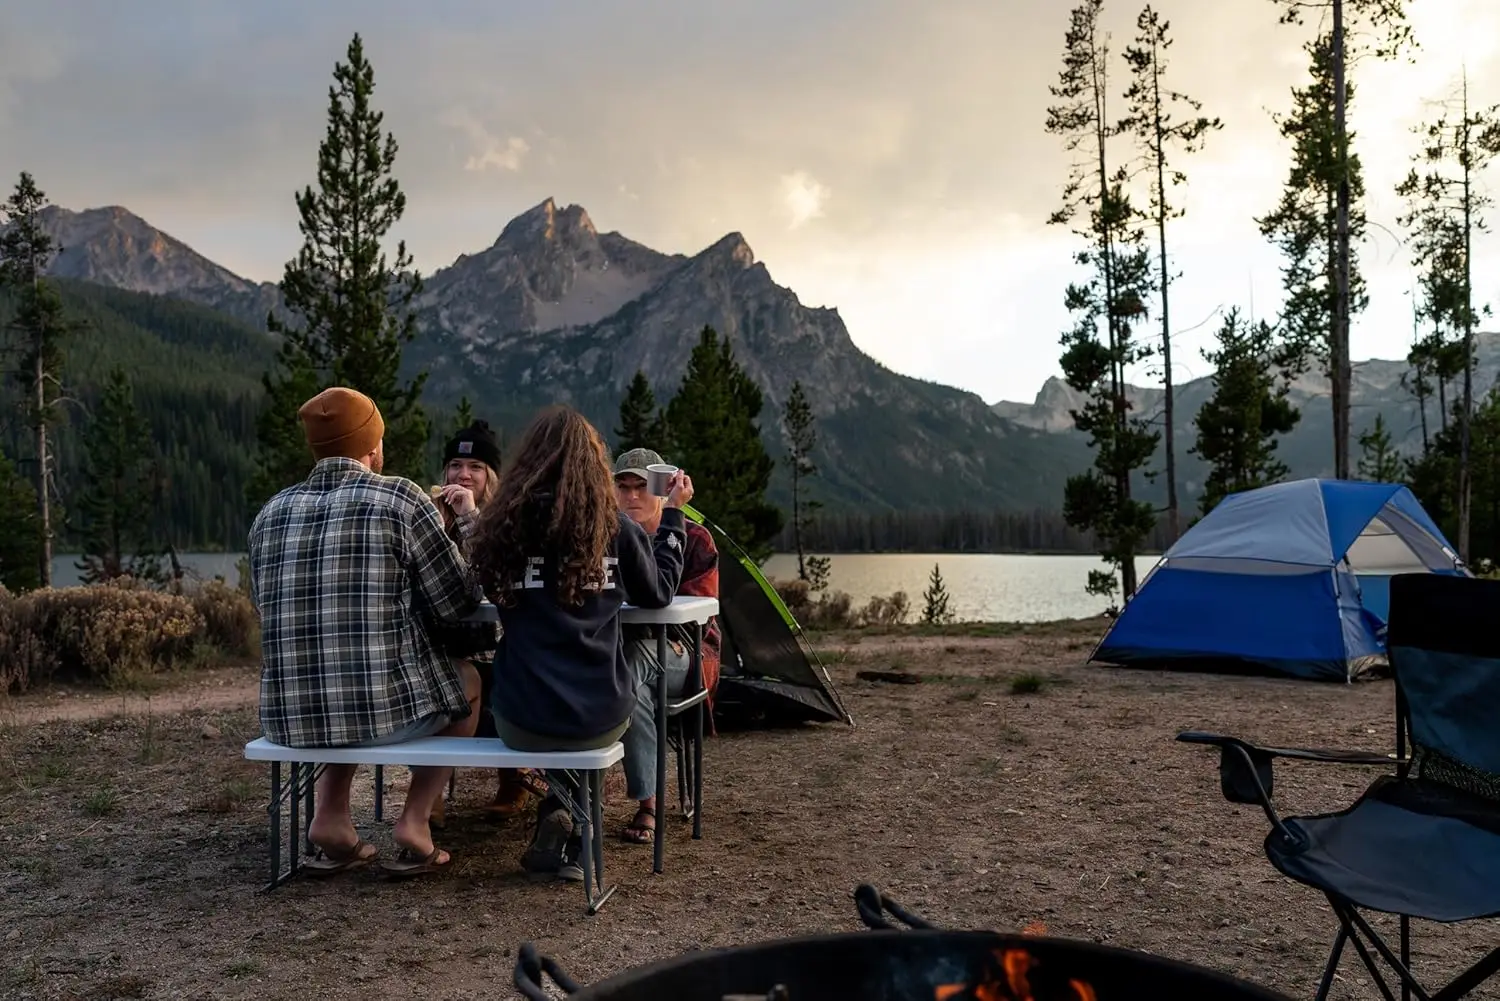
xmin=15 ymin=196 xmax=1464 ymax=511
xmin=19 ymin=198 xmax=1089 ymax=511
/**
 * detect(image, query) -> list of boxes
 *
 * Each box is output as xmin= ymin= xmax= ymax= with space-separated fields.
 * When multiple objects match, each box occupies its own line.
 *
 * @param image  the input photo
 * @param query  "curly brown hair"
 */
xmin=469 ymin=406 xmax=620 ymax=607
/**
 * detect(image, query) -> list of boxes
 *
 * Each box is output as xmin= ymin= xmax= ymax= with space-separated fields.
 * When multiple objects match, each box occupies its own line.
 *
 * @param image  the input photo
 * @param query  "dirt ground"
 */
xmin=1 ymin=618 xmax=1495 ymax=1000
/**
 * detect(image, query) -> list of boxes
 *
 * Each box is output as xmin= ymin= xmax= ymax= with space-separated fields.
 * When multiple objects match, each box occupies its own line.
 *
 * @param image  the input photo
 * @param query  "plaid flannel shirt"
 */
xmin=248 ymin=458 xmax=482 ymax=747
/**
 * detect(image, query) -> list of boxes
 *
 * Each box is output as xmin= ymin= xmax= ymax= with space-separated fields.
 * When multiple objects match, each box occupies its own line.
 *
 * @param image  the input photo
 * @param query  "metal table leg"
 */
xmin=653 ymin=625 xmax=669 ymax=875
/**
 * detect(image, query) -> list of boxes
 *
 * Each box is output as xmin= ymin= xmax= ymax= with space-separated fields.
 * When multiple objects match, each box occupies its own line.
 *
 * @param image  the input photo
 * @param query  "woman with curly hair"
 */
xmin=469 ymin=405 xmax=693 ymax=881
xmin=426 ymin=419 xmax=548 ymax=824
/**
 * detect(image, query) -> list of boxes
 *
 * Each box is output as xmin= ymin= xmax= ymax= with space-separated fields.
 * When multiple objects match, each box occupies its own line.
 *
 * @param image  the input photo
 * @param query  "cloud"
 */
xmin=778 ymin=170 xmax=830 ymax=229
xmin=441 ymin=109 xmax=530 ymax=173
xmin=0 ymin=0 xmax=1496 ymax=405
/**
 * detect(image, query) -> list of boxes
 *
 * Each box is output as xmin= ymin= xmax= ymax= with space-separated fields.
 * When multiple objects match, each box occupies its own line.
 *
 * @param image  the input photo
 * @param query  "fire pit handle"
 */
xmin=514 ymin=942 xmax=583 ymax=999
xmin=852 ymin=884 xmax=937 ymax=931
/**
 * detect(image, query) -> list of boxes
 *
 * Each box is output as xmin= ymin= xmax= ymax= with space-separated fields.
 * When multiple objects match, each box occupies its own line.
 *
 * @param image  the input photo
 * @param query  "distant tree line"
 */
xmin=772 ymin=507 xmax=1172 ymax=555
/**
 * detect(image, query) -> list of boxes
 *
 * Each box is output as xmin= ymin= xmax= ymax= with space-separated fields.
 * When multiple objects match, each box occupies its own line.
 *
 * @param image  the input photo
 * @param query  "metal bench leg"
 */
xmin=265 ymin=762 xmax=285 ymax=892
xmin=591 ymin=768 xmax=607 ymax=893
xmin=374 ymin=764 xmax=384 ymax=822
xmin=575 ymin=769 xmax=616 ymax=915
xmin=302 ymin=764 xmax=316 ymax=855
xmin=288 ymin=762 xmax=303 ymax=877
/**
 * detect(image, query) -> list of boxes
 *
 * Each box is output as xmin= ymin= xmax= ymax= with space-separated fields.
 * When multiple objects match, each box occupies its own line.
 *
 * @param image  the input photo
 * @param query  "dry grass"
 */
xmin=0 ymin=619 xmax=1494 ymax=1000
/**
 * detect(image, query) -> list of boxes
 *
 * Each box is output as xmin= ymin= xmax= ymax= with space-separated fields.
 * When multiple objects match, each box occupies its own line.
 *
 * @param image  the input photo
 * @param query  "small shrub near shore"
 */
xmin=0 ymin=578 xmax=259 ymax=695
xmin=773 ymin=577 xmax=911 ymax=629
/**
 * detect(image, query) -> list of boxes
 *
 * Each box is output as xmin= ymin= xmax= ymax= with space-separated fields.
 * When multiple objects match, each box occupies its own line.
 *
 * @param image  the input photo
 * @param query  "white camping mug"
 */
xmin=646 ymin=463 xmax=679 ymax=497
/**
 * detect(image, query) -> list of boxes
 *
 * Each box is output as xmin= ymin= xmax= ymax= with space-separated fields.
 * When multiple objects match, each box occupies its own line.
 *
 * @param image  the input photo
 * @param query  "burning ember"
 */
xmin=933 ymin=947 xmax=1097 ymax=1001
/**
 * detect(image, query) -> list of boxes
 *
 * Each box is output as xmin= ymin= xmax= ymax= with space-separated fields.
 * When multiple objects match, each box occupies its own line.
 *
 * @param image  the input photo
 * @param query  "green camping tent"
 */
xmin=684 ymin=505 xmax=853 ymax=726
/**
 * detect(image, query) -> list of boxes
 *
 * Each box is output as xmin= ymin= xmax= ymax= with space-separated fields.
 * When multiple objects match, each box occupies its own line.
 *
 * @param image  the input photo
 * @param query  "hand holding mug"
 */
xmin=666 ymin=470 xmax=694 ymax=509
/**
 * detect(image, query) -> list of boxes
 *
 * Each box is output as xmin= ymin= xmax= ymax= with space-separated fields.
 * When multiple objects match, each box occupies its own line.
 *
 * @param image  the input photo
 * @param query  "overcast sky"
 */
xmin=2 ymin=0 xmax=1497 ymax=404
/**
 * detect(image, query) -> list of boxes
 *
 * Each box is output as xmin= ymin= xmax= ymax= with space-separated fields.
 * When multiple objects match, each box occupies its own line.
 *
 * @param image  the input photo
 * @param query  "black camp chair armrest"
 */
xmin=1176 ymin=732 xmax=1325 ymax=844
xmin=1178 ymin=731 xmax=1401 ymax=768
xmin=666 ymin=689 xmax=710 ymax=716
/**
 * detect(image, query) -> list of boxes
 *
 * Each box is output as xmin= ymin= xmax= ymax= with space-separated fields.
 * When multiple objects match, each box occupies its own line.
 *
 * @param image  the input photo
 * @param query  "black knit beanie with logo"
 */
xmin=443 ymin=420 xmax=503 ymax=471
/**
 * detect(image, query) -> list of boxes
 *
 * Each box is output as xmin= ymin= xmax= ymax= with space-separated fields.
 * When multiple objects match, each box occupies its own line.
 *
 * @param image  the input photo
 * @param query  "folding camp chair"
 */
xmin=1178 ymin=572 xmax=1500 ymax=1001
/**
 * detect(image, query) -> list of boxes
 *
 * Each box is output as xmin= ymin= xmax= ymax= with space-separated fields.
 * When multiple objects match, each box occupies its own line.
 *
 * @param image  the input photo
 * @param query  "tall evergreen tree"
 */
xmin=0 ymin=172 xmax=67 ymax=587
xmin=251 ymin=33 xmax=428 ymax=507
xmin=1122 ymin=6 xmax=1220 ymax=544
xmin=75 ymin=368 xmax=166 ymax=583
xmin=615 ymin=370 xmax=671 ymax=455
xmin=1394 ymin=73 xmax=1500 ymax=561
xmin=1356 ymin=414 xmax=1402 ymax=483
xmin=1192 ymin=309 xmax=1301 ymax=514
xmin=1045 ymin=0 xmax=1159 ymax=603
xmin=0 ymin=449 xmax=42 ymax=592
xmin=1266 ymin=0 xmax=1413 ymax=480
xmin=1257 ymin=34 xmax=1368 ymax=479
xmin=780 ymin=379 xmax=830 ymax=590
xmin=664 ymin=327 xmax=783 ymax=560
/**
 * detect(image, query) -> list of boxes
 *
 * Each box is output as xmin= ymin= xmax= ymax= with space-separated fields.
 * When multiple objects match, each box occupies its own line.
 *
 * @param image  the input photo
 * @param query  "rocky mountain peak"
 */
xmin=495 ymin=197 xmax=597 ymax=252
xmin=27 ymin=204 xmax=280 ymax=325
xmin=705 ymin=231 xmax=755 ymax=269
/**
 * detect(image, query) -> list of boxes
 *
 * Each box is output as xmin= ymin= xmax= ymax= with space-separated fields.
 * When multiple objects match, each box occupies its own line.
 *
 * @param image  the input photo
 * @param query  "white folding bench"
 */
xmin=243 ymin=735 xmax=624 ymax=914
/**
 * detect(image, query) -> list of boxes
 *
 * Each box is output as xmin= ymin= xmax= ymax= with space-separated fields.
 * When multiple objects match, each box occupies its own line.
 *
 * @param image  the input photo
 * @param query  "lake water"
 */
xmin=49 ymin=551 xmax=1159 ymax=623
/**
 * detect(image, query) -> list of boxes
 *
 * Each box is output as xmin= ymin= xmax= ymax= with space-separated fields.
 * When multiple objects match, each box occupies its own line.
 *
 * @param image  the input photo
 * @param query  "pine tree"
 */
xmin=664 ymin=327 xmax=783 ymax=560
xmin=1192 ymin=309 xmax=1301 ymax=514
xmin=1265 ymin=0 xmax=1413 ymax=480
xmin=1045 ymin=0 xmax=1160 ymax=604
xmin=1394 ymin=72 xmax=1500 ymax=562
xmin=75 ymin=368 xmax=167 ymax=583
xmin=248 ymin=341 xmax=321 ymax=508
xmin=615 ymin=370 xmax=671 ymax=455
xmin=1356 ymin=414 xmax=1402 ymax=482
xmin=0 ymin=172 xmax=68 ymax=587
xmin=920 ymin=563 xmax=954 ymax=625
xmin=448 ymin=396 xmax=476 ymax=439
xmin=781 ymin=380 xmax=829 ymax=589
xmin=1122 ymin=6 xmax=1221 ymax=545
xmin=251 ymin=33 xmax=428 ymax=506
xmin=1257 ymin=34 xmax=1369 ymax=479
xmin=0 ymin=449 xmax=42 ymax=592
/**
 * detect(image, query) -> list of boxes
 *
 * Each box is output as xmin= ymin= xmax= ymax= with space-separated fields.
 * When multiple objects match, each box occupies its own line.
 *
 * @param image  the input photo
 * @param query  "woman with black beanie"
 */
xmin=429 ymin=420 xmax=548 ymax=821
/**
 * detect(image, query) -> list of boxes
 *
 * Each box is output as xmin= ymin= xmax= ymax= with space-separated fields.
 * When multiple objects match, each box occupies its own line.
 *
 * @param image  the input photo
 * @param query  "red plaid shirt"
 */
xmin=677 ymin=521 xmax=722 ymax=700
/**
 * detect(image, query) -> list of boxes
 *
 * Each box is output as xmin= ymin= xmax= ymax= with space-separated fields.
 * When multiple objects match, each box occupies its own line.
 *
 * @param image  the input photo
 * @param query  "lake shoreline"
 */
xmin=43 ymin=551 xmax=1154 ymax=623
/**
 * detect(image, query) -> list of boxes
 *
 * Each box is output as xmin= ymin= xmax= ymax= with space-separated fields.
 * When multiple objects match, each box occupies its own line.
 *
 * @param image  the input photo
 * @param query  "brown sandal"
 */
xmin=621 ymin=807 xmax=656 ymax=844
xmin=304 ymin=838 xmax=379 ymax=876
xmin=380 ymin=846 xmax=452 ymax=878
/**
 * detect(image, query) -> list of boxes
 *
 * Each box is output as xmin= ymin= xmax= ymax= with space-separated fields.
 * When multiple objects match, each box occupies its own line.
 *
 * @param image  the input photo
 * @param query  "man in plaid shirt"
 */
xmin=249 ymin=387 xmax=483 ymax=877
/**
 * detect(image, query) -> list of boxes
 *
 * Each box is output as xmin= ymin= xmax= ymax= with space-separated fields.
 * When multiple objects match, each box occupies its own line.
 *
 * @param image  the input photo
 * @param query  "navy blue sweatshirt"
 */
xmin=491 ymin=507 xmax=686 ymax=739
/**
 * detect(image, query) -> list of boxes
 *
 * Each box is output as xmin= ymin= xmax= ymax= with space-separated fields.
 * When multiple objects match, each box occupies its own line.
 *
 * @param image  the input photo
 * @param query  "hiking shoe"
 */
xmin=520 ymin=805 xmax=573 ymax=876
xmin=556 ymin=835 xmax=585 ymax=883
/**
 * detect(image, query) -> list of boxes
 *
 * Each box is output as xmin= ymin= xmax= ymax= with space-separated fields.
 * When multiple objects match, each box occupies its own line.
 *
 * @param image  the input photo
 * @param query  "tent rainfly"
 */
xmin=1090 ymin=479 xmax=1467 ymax=682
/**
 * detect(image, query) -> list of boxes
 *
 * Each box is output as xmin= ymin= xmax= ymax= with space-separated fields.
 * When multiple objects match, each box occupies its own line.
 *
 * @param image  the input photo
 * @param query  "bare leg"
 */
xmin=396 ymin=662 xmax=481 ymax=861
xmin=307 ymin=764 xmax=360 ymax=851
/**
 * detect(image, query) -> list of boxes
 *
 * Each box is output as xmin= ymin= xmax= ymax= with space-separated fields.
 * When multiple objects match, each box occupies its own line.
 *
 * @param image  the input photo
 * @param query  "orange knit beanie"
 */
xmin=298 ymin=387 xmax=385 ymax=460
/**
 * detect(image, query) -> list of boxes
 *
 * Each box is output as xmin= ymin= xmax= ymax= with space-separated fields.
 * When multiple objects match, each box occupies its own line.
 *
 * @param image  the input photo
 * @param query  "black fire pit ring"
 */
xmin=512 ymin=884 xmax=1290 ymax=1000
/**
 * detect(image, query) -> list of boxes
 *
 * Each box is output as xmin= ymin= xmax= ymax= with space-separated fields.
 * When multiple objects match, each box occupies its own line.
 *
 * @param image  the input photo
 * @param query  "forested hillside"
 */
xmin=0 ymin=280 xmax=272 ymax=550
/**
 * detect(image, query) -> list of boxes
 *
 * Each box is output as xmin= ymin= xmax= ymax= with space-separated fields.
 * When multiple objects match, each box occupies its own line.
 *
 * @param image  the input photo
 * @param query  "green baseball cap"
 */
xmin=613 ymin=447 xmax=664 ymax=480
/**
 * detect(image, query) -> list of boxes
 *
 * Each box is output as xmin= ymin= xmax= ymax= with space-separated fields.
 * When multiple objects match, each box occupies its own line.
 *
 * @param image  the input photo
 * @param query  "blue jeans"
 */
xmin=623 ymin=633 xmax=690 ymax=801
